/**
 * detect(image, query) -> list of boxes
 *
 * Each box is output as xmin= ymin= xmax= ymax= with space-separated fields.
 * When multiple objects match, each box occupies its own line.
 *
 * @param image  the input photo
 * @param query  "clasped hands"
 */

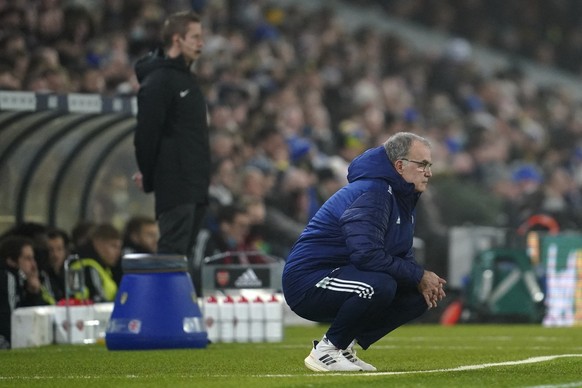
xmin=418 ymin=270 xmax=447 ymax=309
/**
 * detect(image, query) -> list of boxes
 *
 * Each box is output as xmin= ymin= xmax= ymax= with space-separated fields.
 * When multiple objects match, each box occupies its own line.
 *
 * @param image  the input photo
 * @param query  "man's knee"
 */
xmin=370 ymin=274 xmax=397 ymax=304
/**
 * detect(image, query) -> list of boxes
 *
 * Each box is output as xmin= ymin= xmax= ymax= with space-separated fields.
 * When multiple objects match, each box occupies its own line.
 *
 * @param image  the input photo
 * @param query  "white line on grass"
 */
xmin=0 ymin=374 xmax=144 ymax=382
xmin=2 ymin=354 xmax=580 ymax=381
xmin=526 ymin=382 xmax=582 ymax=388
xmin=260 ymin=353 xmax=582 ymax=377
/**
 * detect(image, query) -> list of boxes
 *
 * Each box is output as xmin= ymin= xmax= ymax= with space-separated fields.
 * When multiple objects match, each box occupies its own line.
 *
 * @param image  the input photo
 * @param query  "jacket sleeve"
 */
xmin=0 ymin=271 xmax=13 ymax=344
xmin=134 ymin=71 xmax=173 ymax=193
xmin=340 ymin=191 xmax=424 ymax=286
xmin=19 ymin=286 xmax=47 ymax=307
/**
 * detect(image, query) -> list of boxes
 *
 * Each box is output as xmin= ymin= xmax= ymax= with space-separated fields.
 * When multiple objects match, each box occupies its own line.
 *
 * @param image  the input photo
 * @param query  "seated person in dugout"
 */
xmin=196 ymin=204 xmax=268 ymax=265
xmin=191 ymin=204 xmax=269 ymax=295
xmin=116 ymin=215 xmax=159 ymax=284
xmin=71 ymin=224 xmax=122 ymax=303
xmin=122 ymin=215 xmax=159 ymax=256
xmin=0 ymin=236 xmax=52 ymax=348
xmin=41 ymin=228 xmax=70 ymax=303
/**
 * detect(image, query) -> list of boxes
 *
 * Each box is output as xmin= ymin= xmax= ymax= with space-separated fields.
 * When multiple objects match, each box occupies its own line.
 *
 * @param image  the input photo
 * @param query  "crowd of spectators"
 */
xmin=1 ymin=0 xmax=582 ymax=279
xmin=352 ymin=0 xmax=582 ymax=75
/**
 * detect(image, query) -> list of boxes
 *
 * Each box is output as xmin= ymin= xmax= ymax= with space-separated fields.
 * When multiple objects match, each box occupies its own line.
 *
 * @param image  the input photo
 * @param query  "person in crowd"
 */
xmin=237 ymin=165 xmax=304 ymax=258
xmin=313 ymin=166 xmax=345 ymax=207
xmin=208 ymin=157 xmax=238 ymax=209
xmin=205 ymin=157 xmax=239 ymax=233
xmin=116 ymin=216 xmax=158 ymax=285
xmin=70 ymin=221 xmax=96 ymax=253
xmin=72 ymin=223 xmax=121 ymax=303
xmin=133 ymin=10 xmax=210 ymax=259
xmin=276 ymin=167 xmax=314 ymax=225
xmin=248 ymin=126 xmax=290 ymax=185
xmin=239 ymin=195 xmax=270 ymax=254
xmin=199 ymin=204 xmax=263 ymax=264
xmin=0 ymin=236 xmax=51 ymax=348
xmin=192 ymin=203 xmax=267 ymax=295
xmin=283 ymin=132 xmax=446 ymax=372
xmin=122 ymin=216 xmax=159 ymax=256
xmin=0 ymin=222 xmax=50 ymax=273
xmin=41 ymin=228 xmax=70 ymax=302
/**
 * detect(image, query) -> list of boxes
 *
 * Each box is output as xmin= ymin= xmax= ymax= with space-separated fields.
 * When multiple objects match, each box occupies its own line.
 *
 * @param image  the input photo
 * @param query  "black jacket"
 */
xmin=0 ymin=267 xmax=47 ymax=347
xmin=134 ymin=49 xmax=210 ymax=215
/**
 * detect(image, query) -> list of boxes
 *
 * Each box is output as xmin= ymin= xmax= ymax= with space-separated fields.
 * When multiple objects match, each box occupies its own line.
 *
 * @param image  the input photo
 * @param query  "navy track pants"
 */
xmin=291 ymin=264 xmax=427 ymax=350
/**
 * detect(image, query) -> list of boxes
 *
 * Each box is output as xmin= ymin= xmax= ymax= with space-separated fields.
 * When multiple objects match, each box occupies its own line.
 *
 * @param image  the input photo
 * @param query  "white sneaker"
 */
xmin=304 ymin=339 xmax=362 ymax=372
xmin=342 ymin=340 xmax=377 ymax=371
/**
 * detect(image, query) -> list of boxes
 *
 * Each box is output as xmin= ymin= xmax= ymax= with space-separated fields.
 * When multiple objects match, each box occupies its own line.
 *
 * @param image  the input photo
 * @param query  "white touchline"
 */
xmin=526 ymin=382 xmax=582 ymax=388
xmin=2 ymin=354 xmax=581 ymax=381
xmin=260 ymin=354 xmax=582 ymax=377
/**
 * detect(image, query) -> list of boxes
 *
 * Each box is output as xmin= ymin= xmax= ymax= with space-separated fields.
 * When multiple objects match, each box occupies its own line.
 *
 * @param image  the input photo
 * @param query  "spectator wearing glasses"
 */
xmin=282 ymin=132 xmax=446 ymax=372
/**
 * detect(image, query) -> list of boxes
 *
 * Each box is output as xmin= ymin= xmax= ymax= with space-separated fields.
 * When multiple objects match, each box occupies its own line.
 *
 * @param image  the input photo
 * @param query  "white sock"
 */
xmin=318 ymin=335 xmax=337 ymax=350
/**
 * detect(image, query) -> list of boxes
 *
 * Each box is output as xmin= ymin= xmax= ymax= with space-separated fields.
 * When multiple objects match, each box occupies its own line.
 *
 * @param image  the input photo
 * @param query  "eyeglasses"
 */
xmin=401 ymin=158 xmax=432 ymax=172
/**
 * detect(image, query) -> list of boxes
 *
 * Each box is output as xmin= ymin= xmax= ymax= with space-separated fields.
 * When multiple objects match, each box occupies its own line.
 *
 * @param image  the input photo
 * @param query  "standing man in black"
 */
xmin=133 ymin=11 xmax=209 ymax=259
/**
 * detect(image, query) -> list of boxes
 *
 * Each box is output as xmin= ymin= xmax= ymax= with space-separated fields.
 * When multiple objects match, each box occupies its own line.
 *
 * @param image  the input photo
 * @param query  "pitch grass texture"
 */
xmin=1 ymin=324 xmax=581 ymax=387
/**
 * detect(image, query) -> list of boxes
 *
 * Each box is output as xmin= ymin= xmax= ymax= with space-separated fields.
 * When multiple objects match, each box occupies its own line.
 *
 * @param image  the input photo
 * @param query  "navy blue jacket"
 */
xmin=134 ymin=49 xmax=210 ymax=216
xmin=282 ymin=146 xmax=424 ymax=308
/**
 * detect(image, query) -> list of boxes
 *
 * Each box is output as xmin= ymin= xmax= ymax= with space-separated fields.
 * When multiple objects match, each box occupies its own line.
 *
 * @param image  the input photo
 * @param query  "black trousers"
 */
xmin=157 ymin=203 xmax=207 ymax=257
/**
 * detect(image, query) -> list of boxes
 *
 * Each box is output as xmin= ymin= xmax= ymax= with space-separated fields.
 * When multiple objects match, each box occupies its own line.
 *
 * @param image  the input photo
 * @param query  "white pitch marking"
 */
xmin=260 ymin=354 xmax=582 ymax=377
xmin=526 ymin=382 xmax=582 ymax=388
xmin=2 ymin=354 xmax=580 ymax=381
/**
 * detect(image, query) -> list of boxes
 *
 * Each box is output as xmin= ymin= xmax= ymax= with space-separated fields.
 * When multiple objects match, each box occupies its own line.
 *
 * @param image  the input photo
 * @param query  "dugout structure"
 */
xmin=0 ymin=91 xmax=154 ymax=234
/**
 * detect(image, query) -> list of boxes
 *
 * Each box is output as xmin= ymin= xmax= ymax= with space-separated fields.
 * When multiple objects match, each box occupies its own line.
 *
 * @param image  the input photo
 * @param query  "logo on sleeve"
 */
xmin=180 ymin=89 xmax=190 ymax=98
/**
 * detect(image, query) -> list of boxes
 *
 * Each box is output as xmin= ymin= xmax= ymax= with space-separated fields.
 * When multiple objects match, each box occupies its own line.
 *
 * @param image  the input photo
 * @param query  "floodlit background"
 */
xmin=1 ymin=0 xmax=581 ymax=343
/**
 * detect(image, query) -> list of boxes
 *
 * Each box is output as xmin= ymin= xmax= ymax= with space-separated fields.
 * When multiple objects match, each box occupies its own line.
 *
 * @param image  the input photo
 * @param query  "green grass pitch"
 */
xmin=1 ymin=324 xmax=581 ymax=387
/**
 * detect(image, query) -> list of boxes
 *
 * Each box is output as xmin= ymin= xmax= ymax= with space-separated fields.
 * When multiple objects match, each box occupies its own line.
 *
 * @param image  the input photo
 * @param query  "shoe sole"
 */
xmin=304 ymin=355 xmax=328 ymax=372
xmin=304 ymin=355 xmax=362 ymax=372
xmin=355 ymin=363 xmax=377 ymax=372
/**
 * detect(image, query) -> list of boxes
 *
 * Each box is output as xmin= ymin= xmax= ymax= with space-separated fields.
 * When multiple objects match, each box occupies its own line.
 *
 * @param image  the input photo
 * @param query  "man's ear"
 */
xmin=395 ymin=160 xmax=404 ymax=175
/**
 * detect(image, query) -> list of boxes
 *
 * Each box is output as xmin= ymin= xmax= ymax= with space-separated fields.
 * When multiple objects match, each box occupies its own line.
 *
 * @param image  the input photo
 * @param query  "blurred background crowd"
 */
xmin=1 ymin=0 xmax=582 ymax=293
xmin=352 ymin=0 xmax=582 ymax=75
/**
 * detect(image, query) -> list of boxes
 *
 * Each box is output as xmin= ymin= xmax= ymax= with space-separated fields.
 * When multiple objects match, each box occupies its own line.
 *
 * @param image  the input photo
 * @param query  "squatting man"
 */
xmin=283 ymin=132 xmax=446 ymax=372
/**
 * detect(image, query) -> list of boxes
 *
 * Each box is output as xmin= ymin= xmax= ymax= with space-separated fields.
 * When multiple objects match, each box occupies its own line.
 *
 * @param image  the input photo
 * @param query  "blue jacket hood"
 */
xmin=347 ymin=145 xmax=417 ymax=198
